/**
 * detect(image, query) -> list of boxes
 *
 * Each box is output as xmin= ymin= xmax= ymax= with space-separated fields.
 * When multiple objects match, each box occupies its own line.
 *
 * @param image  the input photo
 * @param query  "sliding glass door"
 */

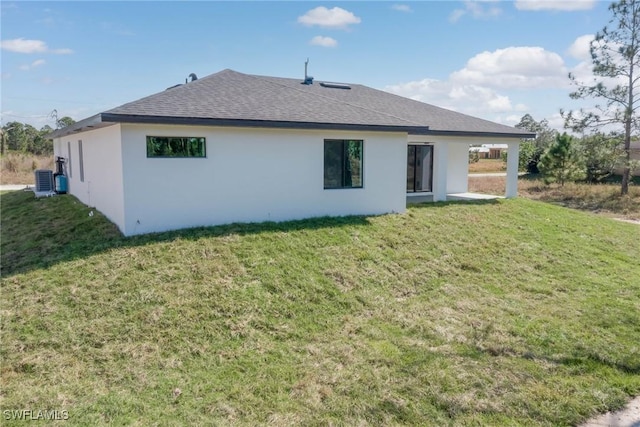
xmin=407 ymin=145 xmax=433 ymax=192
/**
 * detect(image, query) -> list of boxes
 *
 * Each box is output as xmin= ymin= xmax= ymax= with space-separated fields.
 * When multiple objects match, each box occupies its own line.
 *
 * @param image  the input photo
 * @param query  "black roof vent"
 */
xmin=320 ymin=82 xmax=351 ymax=90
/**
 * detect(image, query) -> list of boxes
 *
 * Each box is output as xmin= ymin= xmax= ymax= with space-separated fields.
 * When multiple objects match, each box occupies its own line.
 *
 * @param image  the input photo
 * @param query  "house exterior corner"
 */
xmin=53 ymin=124 xmax=127 ymax=234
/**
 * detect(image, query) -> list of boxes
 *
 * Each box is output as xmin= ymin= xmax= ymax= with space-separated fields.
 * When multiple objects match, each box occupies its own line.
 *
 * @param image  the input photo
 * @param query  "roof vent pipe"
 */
xmin=302 ymin=58 xmax=313 ymax=85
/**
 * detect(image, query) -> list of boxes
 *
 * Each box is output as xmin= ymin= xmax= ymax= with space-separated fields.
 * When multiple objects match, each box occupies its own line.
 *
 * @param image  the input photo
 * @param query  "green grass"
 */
xmin=1 ymin=191 xmax=639 ymax=426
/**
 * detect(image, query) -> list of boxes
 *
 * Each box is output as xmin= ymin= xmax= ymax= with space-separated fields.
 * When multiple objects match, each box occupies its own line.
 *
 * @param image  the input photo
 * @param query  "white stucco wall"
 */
xmin=446 ymin=142 xmax=470 ymax=194
xmin=119 ymin=124 xmax=407 ymax=236
xmin=53 ymin=124 xmax=125 ymax=231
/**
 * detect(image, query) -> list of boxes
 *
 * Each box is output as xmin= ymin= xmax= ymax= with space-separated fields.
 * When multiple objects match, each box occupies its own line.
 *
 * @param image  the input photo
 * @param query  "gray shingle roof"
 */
xmin=51 ymin=69 xmax=535 ymax=139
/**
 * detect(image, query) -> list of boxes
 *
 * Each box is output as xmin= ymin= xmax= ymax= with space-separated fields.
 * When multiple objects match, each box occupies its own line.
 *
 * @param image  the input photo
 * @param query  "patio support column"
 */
xmin=434 ymin=142 xmax=448 ymax=201
xmin=505 ymin=142 xmax=519 ymax=198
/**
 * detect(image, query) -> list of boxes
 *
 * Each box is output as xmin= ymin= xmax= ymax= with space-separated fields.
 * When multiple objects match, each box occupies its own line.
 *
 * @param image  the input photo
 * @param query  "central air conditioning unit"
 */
xmin=34 ymin=169 xmax=55 ymax=194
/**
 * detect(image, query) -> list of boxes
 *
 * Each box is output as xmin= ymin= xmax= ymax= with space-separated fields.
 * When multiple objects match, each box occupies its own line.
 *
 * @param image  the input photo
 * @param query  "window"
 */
xmin=324 ymin=139 xmax=363 ymax=189
xmin=78 ymin=140 xmax=85 ymax=183
xmin=67 ymin=141 xmax=72 ymax=178
xmin=146 ymin=136 xmax=206 ymax=158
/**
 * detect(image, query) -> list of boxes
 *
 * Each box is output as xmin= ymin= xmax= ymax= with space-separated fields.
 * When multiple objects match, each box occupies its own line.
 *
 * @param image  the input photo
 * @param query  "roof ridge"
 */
xmin=245 ymin=72 xmax=425 ymax=128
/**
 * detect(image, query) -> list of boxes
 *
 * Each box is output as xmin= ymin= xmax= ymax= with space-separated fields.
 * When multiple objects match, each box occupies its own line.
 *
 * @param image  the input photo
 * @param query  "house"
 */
xmin=48 ymin=69 xmax=534 ymax=236
xmin=469 ymin=144 xmax=508 ymax=159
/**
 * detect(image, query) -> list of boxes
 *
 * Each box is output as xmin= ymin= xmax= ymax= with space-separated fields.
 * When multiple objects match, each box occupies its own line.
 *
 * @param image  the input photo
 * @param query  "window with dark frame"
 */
xmin=324 ymin=139 xmax=363 ymax=189
xmin=146 ymin=136 xmax=206 ymax=158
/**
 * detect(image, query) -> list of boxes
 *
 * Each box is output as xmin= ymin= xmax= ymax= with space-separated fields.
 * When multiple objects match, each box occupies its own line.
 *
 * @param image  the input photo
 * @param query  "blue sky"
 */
xmin=1 ymin=1 xmax=609 ymax=131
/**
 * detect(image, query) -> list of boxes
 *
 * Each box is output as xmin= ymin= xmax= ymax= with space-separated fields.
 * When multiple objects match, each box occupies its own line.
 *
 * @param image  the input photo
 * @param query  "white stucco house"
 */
xmin=49 ymin=69 xmax=534 ymax=236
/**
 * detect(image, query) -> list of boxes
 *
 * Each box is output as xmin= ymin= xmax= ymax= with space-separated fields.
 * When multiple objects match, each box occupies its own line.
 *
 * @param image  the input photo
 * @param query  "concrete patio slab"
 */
xmin=447 ymin=192 xmax=503 ymax=201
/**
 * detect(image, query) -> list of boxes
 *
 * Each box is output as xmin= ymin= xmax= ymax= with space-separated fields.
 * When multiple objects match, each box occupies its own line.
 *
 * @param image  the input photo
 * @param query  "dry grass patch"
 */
xmin=1 ymin=152 xmax=54 ymax=185
xmin=468 ymin=159 xmax=505 ymax=174
xmin=469 ymin=175 xmax=640 ymax=221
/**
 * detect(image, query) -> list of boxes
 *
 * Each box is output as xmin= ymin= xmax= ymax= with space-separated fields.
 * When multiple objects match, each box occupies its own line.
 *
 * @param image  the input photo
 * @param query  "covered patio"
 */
xmin=405 ymin=138 xmax=521 ymax=205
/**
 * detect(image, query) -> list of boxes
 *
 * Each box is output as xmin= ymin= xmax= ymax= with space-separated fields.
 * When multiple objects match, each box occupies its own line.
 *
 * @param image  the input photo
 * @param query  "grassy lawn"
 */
xmin=1 ymin=190 xmax=639 ymax=426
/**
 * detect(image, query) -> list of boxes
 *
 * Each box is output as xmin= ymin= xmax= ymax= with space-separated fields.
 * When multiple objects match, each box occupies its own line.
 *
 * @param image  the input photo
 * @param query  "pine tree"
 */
xmin=538 ymin=133 xmax=586 ymax=186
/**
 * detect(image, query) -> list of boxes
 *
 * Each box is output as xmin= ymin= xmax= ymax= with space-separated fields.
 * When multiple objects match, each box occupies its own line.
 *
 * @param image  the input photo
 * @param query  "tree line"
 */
xmin=514 ymin=114 xmax=635 ymax=185
xmin=0 ymin=117 xmax=75 ymax=156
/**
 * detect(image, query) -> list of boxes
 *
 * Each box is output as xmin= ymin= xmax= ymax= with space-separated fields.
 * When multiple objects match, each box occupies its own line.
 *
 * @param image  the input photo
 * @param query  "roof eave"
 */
xmin=100 ymin=113 xmax=431 ymax=134
xmin=423 ymin=129 xmax=536 ymax=139
xmin=46 ymin=113 xmax=534 ymax=140
xmin=46 ymin=114 xmax=111 ymax=139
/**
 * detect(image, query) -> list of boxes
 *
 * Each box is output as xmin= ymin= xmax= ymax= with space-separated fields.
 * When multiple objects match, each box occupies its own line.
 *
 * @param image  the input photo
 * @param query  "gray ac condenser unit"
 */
xmin=34 ymin=169 xmax=54 ymax=192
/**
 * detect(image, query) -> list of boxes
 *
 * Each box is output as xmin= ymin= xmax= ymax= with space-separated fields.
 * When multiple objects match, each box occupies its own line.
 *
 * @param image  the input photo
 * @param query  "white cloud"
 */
xmin=385 ymin=78 xmax=448 ymax=103
xmin=566 ymin=35 xmax=627 ymax=93
xmin=1 ymin=38 xmax=47 ymax=53
xmin=515 ymin=0 xmax=596 ymax=11
xmin=567 ymin=34 xmax=594 ymax=60
xmin=391 ymin=4 xmax=412 ymax=13
xmin=382 ymin=45 xmax=584 ymax=123
xmin=310 ymin=36 xmax=337 ymax=48
xmin=568 ymin=59 xmax=594 ymax=84
xmin=545 ymin=112 xmax=567 ymax=131
xmin=450 ymin=1 xmax=502 ymax=23
xmin=298 ymin=7 xmax=361 ymax=29
xmin=0 ymin=38 xmax=73 ymax=54
xmin=450 ymin=46 xmax=568 ymax=89
xmin=504 ymin=114 xmax=526 ymax=125
xmin=385 ymin=78 xmax=522 ymax=116
xmin=19 ymin=58 xmax=46 ymax=71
